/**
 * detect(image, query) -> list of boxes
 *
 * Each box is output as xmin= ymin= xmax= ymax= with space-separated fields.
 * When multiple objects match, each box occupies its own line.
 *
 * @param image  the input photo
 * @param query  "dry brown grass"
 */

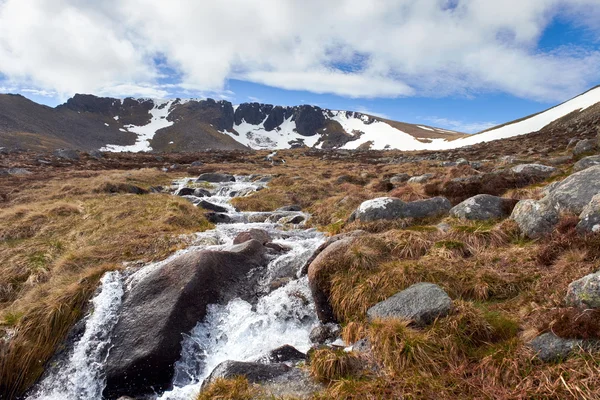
xmin=309 ymin=348 xmax=363 ymax=383
xmin=196 ymin=377 xmax=261 ymax=400
xmin=0 ymin=169 xmax=213 ymax=398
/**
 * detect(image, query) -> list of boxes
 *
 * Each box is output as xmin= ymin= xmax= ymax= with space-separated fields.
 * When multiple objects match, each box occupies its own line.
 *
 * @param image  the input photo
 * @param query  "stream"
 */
xmin=27 ymin=175 xmax=326 ymax=400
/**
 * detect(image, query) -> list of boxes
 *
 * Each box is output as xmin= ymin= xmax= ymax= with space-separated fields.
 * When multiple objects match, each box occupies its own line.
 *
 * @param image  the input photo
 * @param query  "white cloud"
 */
xmin=0 ymin=0 xmax=599 ymax=101
xmin=353 ymin=106 xmax=390 ymax=119
xmin=424 ymin=116 xmax=498 ymax=134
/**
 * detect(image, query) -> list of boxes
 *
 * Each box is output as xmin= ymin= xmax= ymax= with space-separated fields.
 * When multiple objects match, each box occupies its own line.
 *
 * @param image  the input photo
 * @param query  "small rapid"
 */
xmin=28 ymin=175 xmax=325 ymax=400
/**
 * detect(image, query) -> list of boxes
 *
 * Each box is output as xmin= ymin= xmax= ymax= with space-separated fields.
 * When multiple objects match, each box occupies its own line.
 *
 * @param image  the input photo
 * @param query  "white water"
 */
xmin=28 ymin=176 xmax=325 ymax=400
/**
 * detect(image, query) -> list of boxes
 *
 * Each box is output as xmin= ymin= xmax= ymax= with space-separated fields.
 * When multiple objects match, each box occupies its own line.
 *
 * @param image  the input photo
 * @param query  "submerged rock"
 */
xmin=103 ymin=240 xmax=269 ymax=399
xmin=366 ymin=282 xmax=452 ymax=326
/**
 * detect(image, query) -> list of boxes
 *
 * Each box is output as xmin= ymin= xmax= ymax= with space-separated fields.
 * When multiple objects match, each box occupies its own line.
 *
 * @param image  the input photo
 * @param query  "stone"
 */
xmin=205 ymin=212 xmax=232 ymax=224
xmin=202 ymin=361 xmax=290 ymax=390
xmin=366 ymin=282 xmax=453 ymax=326
xmin=510 ymin=199 xmax=559 ymax=239
xmin=456 ymin=158 xmax=469 ymax=166
xmin=88 ymin=149 xmax=104 ymax=159
xmin=511 ymin=164 xmax=557 ymax=180
xmin=351 ymin=338 xmax=371 ymax=353
xmin=309 ymin=323 xmax=342 ymax=344
xmin=279 ymin=215 xmax=305 ymax=224
xmin=529 ymin=333 xmax=582 ymax=362
xmin=408 ymin=173 xmax=434 ymax=184
xmin=350 ymin=197 xmax=451 ymax=222
xmin=194 ymin=188 xmax=212 ymax=197
xmin=573 ymin=155 xmax=600 ymax=172
xmin=546 ymin=165 xmax=600 ymax=214
xmin=103 ymin=240 xmax=269 ymax=399
xmin=190 ymin=161 xmax=203 ymax=167
xmin=276 ymin=205 xmax=302 ymax=212
xmin=196 ymin=173 xmax=235 ymax=183
xmin=264 ymin=345 xmax=307 ymax=363
xmin=577 ymin=194 xmax=600 ymax=234
xmin=6 ymin=168 xmax=32 ymax=175
xmin=233 ymin=229 xmax=271 ymax=245
xmin=573 ymin=139 xmax=597 ymax=156
xmin=565 ymin=271 xmax=600 ymax=309
xmin=176 ymin=187 xmax=196 ymax=196
xmin=390 ymin=173 xmax=411 ymax=185
xmin=450 ymin=194 xmax=517 ymax=221
xmin=198 ymin=200 xmax=228 ymax=213
xmin=301 ymin=230 xmax=366 ymax=276
xmin=54 ymin=149 xmax=80 ymax=161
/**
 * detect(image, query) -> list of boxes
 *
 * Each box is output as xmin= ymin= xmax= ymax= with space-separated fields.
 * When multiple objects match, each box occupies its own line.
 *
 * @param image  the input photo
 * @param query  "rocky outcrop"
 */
xmin=366 ymin=282 xmax=452 ymax=326
xmin=103 ymin=240 xmax=269 ymax=399
xmin=546 ymin=165 xmax=600 ymax=214
xmin=350 ymin=196 xmax=451 ymax=222
xmin=573 ymin=138 xmax=597 ymax=156
xmin=573 ymin=155 xmax=600 ymax=172
xmin=577 ymin=194 xmax=600 ymax=233
xmin=510 ymin=199 xmax=559 ymax=239
xmin=450 ymin=194 xmax=517 ymax=220
xmin=510 ymin=164 xmax=557 ymax=179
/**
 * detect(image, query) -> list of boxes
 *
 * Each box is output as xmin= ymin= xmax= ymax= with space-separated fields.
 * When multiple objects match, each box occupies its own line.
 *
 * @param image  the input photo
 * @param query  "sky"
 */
xmin=0 ymin=0 xmax=599 ymax=133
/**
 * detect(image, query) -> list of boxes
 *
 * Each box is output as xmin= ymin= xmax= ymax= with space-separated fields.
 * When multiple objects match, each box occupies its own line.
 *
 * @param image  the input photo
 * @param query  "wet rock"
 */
xmin=573 ymin=155 xmax=600 ymax=172
xmin=279 ymin=215 xmax=305 ymax=224
xmin=54 ymin=148 xmax=80 ymax=161
xmin=510 ymin=199 xmax=559 ymax=239
xmin=408 ymin=173 xmax=434 ymax=184
xmin=104 ymin=240 xmax=269 ymax=399
xmin=529 ymin=333 xmax=582 ymax=362
xmin=277 ymin=205 xmax=302 ymax=212
xmin=176 ymin=187 xmax=196 ymax=196
xmin=450 ymin=194 xmax=517 ymax=221
xmin=194 ymin=188 xmax=212 ymax=197
xmin=205 ymin=212 xmax=232 ymax=224
xmin=233 ymin=229 xmax=271 ymax=245
xmin=350 ymin=196 xmax=451 ymax=222
xmin=202 ymin=360 xmax=290 ymax=389
xmin=577 ymin=194 xmax=600 ymax=234
xmin=196 ymin=173 xmax=235 ymax=183
xmin=309 ymin=323 xmax=342 ymax=344
xmin=565 ymin=271 xmax=600 ymax=309
xmin=573 ymin=138 xmax=597 ymax=156
xmin=390 ymin=173 xmax=411 ymax=185
xmin=198 ymin=200 xmax=228 ymax=213
xmin=546 ymin=165 xmax=600 ymax=214
xmin=366 ymin=282 xmax=452 ymax=326
xmin=511 ymin=164 xmax=557 ymax=180
xmin=265 ymin=345 xmax=307 ymax=363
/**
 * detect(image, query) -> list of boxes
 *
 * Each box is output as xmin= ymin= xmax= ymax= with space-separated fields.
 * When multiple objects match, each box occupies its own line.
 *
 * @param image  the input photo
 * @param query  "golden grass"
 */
xmin=309 ymin=348 xmax=363 ymax=383
xmin=0 ymin=169 xmax=213 ymax=398
xmin=196 ymin=377 xmax=261 ymax=400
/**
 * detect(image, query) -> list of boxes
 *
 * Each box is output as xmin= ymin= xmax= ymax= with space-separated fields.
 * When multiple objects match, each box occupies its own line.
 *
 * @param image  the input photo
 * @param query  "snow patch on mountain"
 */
xmin=102 ymin=100 xmax=174 ymax=152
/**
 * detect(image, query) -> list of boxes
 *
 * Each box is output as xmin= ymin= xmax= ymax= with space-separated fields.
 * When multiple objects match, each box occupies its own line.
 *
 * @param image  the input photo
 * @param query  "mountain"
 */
xmin=1 ymin=87 xmax=599 ymax=152
xmin=0 ymin=94 xmax=464 ymax=152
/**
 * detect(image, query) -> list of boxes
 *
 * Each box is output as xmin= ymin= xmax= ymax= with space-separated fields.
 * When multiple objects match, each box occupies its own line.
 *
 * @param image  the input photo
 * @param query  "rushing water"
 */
xmin=28 ymin=176 xmax=325 ymax=400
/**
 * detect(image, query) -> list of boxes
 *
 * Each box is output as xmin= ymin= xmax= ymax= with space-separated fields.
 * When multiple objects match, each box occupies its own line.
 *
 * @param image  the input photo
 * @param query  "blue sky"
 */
xmin=1 ymin=0 xmax=600 ymax=133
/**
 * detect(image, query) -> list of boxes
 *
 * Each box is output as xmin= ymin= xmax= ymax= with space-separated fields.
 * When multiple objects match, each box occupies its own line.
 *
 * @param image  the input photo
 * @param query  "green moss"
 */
xmin=434 ymin=240 xmax=466 ymax=250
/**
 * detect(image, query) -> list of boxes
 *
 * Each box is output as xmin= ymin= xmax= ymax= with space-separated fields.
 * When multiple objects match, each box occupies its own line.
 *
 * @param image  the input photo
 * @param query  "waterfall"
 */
xmin=27 ymin=176 xmax=325 ymax=400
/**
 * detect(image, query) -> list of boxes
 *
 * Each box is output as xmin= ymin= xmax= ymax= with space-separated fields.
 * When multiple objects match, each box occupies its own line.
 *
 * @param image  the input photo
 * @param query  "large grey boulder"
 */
xmin=390 ymin=173 xmax=411 ymax=185
xmin=351 ymin=197 xmax=451 ymax=222
xmin=573 ymin=155 xmax=600 ymax=172
xmin=450 ymin=194 xmax=517 ymax=220
xmin=366 ymin=282 xmax=452 ymax=326
xmin=196 ymin=173 xmax=235 ymax=183
xmin=547 ymin=165 xmax=600 ymax=214
xmin=202 ymin=360 xmax=290 ymax=390
xmin=530 ymin=333 xmax=582 ymax=362
xmin=573 ymin=138 xmax=597 ymax=156
xmin=510 ymin=199 xmax=559 ymax=239
xmin=577 ymin=194 xmax=600 ymax=234
xmin=565 ymin=271 xmax=600 ymax=309
xmin=511 ymin=164 xmax=557 ymax=180
xmin=233 ymin=229 xmax=271 ymax=245
xmin=103 ymin=240 xmax=268 ymax=399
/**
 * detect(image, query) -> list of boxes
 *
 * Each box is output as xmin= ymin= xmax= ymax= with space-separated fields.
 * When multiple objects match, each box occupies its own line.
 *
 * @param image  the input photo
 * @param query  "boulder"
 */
xmin=103 ymin=240 xmax=268 ymax=399
xmin=194 ymin=188 xmax=212 ymax=197
xmin=546 ymin=165 xmax=600 ymax=214
xmin=301 ymin=230 xmax=366 ymax=276
xmin=276 ymin=205 xmax=302 ymax=212
xmin=233 ymin=229 xmax=271 ymax=245
xmin=279 ymin=215 xmax=305 ymax=224
xmin=350 ymin=197 xmax=451 ymax=222
xmin=309 ymin=323 xmax=342 ymax=344
xmin=573 ymin=138 xmax=597 ymax=156
xmin=205 ymin=212 xmax=232 ymax=224
xmin=511 ymin=164 xmax=557 ymax=180
xmin=577 ymin=194 xmax=600 ymax=234
xmin=366 ymin=282 xmax=452 ymax=326
xmin=176 ymin=187 xmax=196 ymax=196
xmin=196 ymin=173 xmax=235 ymax=183
xmin=408 ymin=173 xmax=434 ymax=184
xmin=202 ymin=360 xmax=290 ymax=389
xmin=573 ymin=155 xmax=600 ymax=172
xmin=510 ymin=199 xmax=559 ymax=239
xmin=264 ymin=345 xmax=307 ymax=363
xmin=198 ymin=200 xmax=228 ymax=213
xmin=88 ymin=149 xmax=104 ymax=159
xmin=6 ymin=168 xmax=32 ymax=175
xmin=565 ymin=271 xmax=600 ymax=309
xmin=54 ymin=149 xmax=80 ymax=161
xmin=190 ymin=161 xmax=203 ymax=167
xmin=450 ymin=194 xmax=517 ymax=221
xmin=529 ymin=333 xmax=582 ymax=362
xmin=390 ymin=173 xmax=411 ymax=185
